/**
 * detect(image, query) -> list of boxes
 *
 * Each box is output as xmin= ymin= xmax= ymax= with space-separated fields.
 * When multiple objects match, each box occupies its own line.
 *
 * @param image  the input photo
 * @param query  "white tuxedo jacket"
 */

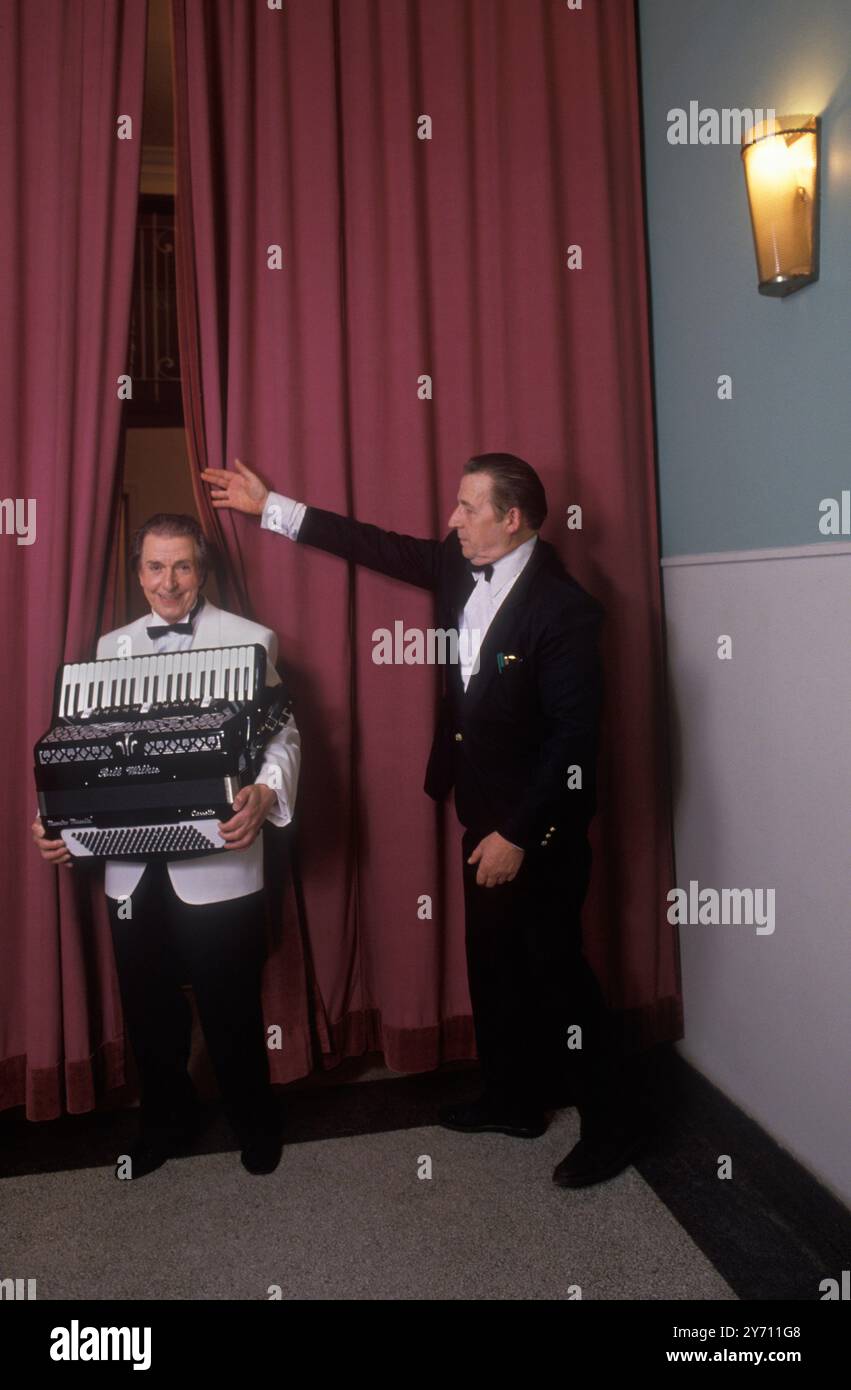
xmin=95 ymin=600 xmax=300 ymax=905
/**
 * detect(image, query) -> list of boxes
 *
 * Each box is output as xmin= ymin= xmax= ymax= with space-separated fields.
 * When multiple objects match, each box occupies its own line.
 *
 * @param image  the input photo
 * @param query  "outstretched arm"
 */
xmin=203 ymin=459 xmax=442 ymax=592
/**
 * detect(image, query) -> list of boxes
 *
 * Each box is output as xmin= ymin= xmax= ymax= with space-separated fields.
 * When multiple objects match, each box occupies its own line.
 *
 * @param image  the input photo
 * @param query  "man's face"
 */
xmin=138 ymin=533 xmax=202 ymax=622
xmin=448 ymin=471 xmax=517 ymax=564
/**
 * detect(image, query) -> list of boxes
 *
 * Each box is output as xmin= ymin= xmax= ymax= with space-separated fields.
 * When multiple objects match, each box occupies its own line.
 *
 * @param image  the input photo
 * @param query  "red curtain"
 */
xmin=172 ymin=0 xmax=680 ymax=1080
xmin=0 ymin=0 xmax=148 ymax=1117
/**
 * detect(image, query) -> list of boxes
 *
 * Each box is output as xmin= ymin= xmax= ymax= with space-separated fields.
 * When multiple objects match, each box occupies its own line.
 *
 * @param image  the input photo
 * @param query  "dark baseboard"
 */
xmin=630 ymin=1047 xmax=851 ymax=1301
xmin=1 ymin=1046 xmax=847 ymax=1301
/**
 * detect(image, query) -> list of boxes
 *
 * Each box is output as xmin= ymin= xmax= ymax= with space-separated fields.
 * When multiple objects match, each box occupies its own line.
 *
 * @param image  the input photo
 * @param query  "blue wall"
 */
xmin=637 ymin=0 xmax=851 ymax=556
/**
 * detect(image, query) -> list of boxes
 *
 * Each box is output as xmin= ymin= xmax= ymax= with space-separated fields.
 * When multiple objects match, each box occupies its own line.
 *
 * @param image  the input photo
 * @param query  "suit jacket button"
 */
xmin=540 ymin=840 xmax=547 ymax=847
xmin=454 ymin=732 xmax=463 ymax=742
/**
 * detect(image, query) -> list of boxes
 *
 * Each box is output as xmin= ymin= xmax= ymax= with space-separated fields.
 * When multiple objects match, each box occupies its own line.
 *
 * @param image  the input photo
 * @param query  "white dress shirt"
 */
xmin=456 ymin=535 xmax=537 ymax=689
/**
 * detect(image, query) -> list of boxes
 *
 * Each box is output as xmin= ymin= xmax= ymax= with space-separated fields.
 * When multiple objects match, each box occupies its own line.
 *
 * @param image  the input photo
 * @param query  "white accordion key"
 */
xmin=175 ymin=652 xmax=188 ymax=702
xmin=78 ymin=661 xmax=97 ymax=718
xmin=151 ymin=654 xmax=164 ymax=704
xmin=137 ymin=656 xmax=152 ymax=712
xmin=115 ymin=657 xmax=130 ymax=707
xmin=202 ymin=650 xmax=212 ymax=701
xmin=182 ymin=652 xmax=193 ymax=701
xmin=199 ymin=650 xmax=213 ymax=707
xmin=89 ymin=662 xmax=103 ymax=713
xmin=211 ymin=650 xmax=223 ymax=701
xmin=103 ymin=659 xmax=117 ymax=712
xmin=59 ymin=664 xmax=75 ymax=719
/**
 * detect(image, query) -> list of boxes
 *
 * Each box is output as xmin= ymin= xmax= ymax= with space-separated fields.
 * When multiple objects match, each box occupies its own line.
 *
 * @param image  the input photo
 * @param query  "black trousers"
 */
xmin=461 ymin=827 xmax=621 ymax=1131
xmin=107 ymin=863 xmax=276 ymax=1143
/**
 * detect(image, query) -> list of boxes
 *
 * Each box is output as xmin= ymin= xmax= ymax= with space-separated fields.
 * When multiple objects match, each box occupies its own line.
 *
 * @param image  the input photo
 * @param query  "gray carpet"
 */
xmin=7 ymin=1110 xmax=735 ymax=1300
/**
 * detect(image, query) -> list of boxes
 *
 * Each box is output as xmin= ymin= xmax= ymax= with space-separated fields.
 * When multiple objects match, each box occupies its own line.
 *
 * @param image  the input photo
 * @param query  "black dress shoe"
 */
xmin=121 ymin=1106 xmax=203 ymax=1180
xmin=240 ymin=1134 xmax=283 ymax=1175
xmin=437 ymin=1098 xmax=547 ymax=1139
xmin=123 ymin=1125 xmax=195 ymax=1180
xmin=121 ymin=1134 xmax=172 ymax=1180
xmin=552 ymin=1126 xmax=646 ymax=1188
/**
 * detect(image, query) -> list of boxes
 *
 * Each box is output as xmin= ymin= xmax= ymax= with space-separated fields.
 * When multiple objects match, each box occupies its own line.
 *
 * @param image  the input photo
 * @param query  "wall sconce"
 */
xmin=741 ymin=114 xmax=821 ymax=297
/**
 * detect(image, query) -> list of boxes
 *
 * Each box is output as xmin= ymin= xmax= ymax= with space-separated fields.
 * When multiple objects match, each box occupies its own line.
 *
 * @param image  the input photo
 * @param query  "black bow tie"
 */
xmin=468 ymin=562 xmax=494 ymax=582
xmin=147 ymin=596 xmax=205 ymax=639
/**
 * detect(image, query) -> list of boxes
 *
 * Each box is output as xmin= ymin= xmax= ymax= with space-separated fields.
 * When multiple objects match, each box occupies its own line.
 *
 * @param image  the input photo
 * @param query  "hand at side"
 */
xmin=467 ymin=832 xmax=525 ymax=888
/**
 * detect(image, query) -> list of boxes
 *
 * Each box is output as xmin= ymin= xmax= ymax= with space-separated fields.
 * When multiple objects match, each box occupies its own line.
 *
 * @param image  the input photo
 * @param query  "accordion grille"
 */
xmin=144 ymin=735 xmax=224 ymax=755
xmin=38 ymin=744 xmax=114 ymax=765
xmin=41 ymin=712 xmax=228 ymax=742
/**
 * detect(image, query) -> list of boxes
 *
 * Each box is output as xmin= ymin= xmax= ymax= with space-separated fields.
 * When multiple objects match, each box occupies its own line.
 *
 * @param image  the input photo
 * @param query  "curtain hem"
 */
xmin=0 ymin=1037 xmax=128 ymax=1122
xmin=1 ymin=996 xmax=681 ymax=1120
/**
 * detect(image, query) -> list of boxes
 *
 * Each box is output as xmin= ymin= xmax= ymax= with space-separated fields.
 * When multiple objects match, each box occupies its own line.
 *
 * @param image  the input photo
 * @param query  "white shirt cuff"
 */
xmin=252 ymin=717 xmax=301 ymax=828
xmin=261 ymin=492 xmax=307 ymax=540
xmin=253 ymin=766 xmax=293 ymax=828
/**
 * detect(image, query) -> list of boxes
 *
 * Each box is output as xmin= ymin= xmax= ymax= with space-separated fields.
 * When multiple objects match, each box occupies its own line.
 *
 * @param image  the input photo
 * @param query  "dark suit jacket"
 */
xmin=298 ymin=506 xmax=604 ymax=852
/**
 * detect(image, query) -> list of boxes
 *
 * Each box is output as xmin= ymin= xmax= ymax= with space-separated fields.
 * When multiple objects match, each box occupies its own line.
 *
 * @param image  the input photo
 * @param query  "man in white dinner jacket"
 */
xmin=33 ymin=513 xmax=300 ymax=1178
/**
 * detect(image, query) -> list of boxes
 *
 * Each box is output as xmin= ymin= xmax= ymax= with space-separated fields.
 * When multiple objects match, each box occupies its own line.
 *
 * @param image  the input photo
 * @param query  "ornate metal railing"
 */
xmin=126 ymin=196 xmax=182 ymax=425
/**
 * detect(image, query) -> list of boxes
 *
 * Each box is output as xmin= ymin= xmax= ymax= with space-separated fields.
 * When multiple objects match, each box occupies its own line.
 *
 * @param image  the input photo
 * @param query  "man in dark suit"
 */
xmin=202 ymin=452 xmax=641 ymax=1186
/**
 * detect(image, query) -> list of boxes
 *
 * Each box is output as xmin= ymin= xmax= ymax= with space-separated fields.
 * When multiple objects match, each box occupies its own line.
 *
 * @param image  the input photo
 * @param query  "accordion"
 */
xmin=34 ymin=644 xmax=292 ymax=861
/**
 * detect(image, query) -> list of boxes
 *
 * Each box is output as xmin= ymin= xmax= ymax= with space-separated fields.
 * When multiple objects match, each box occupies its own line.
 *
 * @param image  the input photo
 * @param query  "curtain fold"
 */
xmin=0 ymin=0 xmax=148 ymax=1118
xmin=171 ymin=0 xmax=680 ymax=1080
